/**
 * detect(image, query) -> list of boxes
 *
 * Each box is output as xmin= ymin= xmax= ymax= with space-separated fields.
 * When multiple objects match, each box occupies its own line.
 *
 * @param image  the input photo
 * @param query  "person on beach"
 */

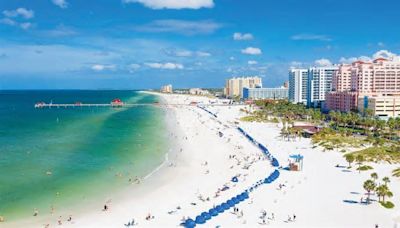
xmin=58 ymin=216 xmax=62 ymax=225
xmin=103 ymin=204 xmax=108 ymax=211
xmin=33 ymin=208 xmax=39 ymax=216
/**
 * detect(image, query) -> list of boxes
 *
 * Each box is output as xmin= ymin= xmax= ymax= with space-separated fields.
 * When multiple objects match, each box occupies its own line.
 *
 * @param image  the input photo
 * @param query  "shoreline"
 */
xmin=3 ymin=91 xmax=179 ymax=227
xmin=5 ymin=92 xmax=400 ymax=227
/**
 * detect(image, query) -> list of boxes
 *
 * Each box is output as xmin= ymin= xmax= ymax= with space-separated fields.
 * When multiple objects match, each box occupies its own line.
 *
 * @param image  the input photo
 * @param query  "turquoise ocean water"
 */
xmin=0 ymin=90 xmax=168 ymax=221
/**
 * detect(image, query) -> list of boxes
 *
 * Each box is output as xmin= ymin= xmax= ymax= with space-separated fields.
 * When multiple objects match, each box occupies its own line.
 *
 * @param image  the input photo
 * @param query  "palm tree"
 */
xmin=356 ymin=155 xmax=364 ymax=173
xmin=371 ymin=172 xmax=378 ymax=184
xmin=382 ymin=177 xmax=390 ymax=186
xmin=375 ymin=184 xmax=393 ymax=203
xmin=393 ymin=168 xmax=400 ymax=177
xmin=363 ymin=180 xmax=376 ymax=204
xmin=345 ymin=154 xmax=355 ymax=168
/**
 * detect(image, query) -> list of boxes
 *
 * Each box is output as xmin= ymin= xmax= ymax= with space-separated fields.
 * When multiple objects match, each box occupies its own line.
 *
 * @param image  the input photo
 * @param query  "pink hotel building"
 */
xmin=326 ymin=58 xmax=400 ymax=117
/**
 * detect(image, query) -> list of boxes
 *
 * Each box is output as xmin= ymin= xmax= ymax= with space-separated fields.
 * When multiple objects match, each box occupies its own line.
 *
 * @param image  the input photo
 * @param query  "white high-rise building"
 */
xmin=307 ymin=66 xmax=338 ymax=107
xmin=288 ymin=68 xmax=308 ymax=104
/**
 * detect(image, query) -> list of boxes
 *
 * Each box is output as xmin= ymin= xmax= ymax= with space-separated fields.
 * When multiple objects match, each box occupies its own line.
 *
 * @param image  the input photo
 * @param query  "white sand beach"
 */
xmin=8 ymin=93 xmax=400 ymax=228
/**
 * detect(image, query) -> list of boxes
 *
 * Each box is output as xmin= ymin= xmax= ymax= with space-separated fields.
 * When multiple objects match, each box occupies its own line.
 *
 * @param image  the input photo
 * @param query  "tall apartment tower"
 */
xmin=288 ymin=68 xmax=308 ymax=104
xmin=307 ymin=66 xmax=339 ymax=107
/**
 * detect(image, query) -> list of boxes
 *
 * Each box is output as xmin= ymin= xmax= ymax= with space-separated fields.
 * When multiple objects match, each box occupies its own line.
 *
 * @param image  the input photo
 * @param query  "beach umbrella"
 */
xmin=232 ymin=197 xmax=240 ymax=204
xmin=227 ymin=199 xmax=235 ymax=207
xmin=216 ymin=205 xmax=224 ymax=213
xmin=195 ymin=215 xmax=206 ymax=224
xmin=222 ymin=202 xmax=230 ymax=210
xmin=237 ymin=194 xmax=245 ymax=201
xmin=209 ymin=208 xmax=218 ymax=217
xmin=184 ymin=218 xmax=196 ymax=228
xmin=244 ymin=192 xmax=249 ymax=199
xmin=201 ymin=212 xmax=211 ymax=220
xmin=231 ymin=176 xmax=238 ymax=182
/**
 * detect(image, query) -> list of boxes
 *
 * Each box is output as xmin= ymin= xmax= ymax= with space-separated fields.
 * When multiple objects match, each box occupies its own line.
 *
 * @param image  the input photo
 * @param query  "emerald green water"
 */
xmin=0 ymin=90 xmax=168 ymax=221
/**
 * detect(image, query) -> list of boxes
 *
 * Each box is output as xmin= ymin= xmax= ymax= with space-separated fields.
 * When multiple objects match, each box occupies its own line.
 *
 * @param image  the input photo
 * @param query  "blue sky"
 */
xmin=1 ymin=0 xmax=400 ymax=89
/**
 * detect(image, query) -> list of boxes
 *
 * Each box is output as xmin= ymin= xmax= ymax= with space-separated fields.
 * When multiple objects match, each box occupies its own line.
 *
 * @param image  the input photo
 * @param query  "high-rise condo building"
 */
xmin=288 ymin=68 xmax=308 ymax=104
xmin=307 ymin=66 xmax=339 ymax=107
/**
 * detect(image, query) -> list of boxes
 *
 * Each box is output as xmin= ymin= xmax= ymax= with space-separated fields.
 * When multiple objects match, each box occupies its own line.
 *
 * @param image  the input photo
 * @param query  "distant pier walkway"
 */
xmin=34 ymin=103 xmax=245 ymax=109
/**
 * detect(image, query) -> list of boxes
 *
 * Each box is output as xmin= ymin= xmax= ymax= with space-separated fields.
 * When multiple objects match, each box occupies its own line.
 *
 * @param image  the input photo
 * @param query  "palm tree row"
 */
xmin=363 ymin=173 xmax=393 ymax=205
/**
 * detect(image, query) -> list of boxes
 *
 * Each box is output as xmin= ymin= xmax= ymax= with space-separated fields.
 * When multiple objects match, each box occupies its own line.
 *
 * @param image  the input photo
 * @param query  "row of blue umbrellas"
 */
xmin=247 ymin=169 xmax=280 ymax=193
xmin=198 ymin=106 xmax=218 ymax=118
xmin=183 ymin=192 xmax=250 ymax=228
xmin=183 ymin=169 xmax=280 ymax=227
xmin=237 ymin=127 xmax=280 ymax=166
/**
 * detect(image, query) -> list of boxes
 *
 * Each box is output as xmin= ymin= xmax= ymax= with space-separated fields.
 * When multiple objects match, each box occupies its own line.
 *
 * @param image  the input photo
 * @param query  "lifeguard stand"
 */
xmin=289 ymin=154 xmax=304 ymax=171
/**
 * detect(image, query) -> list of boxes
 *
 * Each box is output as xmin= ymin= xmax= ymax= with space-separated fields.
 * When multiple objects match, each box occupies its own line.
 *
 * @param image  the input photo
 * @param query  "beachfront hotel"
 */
xmin=326 ymin=58 xmax=400 ymax=117
xmin=288 ymin=68 xmax=308 ymax=104
xmin=161 ymin=84 xmax=173 ymax=93
xmin=242 ymin=87 xmax=288 ymax=100
xmin=223 ymin=76 xmax=262 ymax=98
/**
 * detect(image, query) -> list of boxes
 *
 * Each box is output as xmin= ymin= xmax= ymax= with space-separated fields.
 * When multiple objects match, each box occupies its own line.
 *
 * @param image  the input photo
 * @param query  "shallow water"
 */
xmin=0 ymin=90 xmax=167 ymax=220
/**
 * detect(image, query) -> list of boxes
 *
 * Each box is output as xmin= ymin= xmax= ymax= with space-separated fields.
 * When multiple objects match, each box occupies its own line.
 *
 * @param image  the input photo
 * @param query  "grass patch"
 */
xmin=312 ymin=128 xmax=365 ymax=151
xmin=380 ymin=201 xmax=395 ymax=209
xmin=357 ymin=165 xmax=374 ymax=171
xmin=350 ymin=146 xmax=400 ymax=163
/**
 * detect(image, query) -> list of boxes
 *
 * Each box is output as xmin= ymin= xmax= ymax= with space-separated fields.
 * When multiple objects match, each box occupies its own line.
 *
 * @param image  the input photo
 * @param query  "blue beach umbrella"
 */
xmin=227 ymin=199 xmax=235 ymax=207
xmin=201 ymin=212 xmax=211 ymax=220
xmin=216 ymin=205 xmax=224 ymax=213
xmin=209 ymin=208 xmax=218 ymax=217
xmin=195 ymin=215 xmax=206 ymax=224
xmin=222 ymin=202 xmax=230 ymax=210
xmin=184 ymin=218 xmax=196 ymax=228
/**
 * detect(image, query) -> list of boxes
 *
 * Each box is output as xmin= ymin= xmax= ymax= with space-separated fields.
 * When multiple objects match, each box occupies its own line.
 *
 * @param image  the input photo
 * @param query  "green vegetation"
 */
xmin=240 ymin=100 xmax=400 ymax=163
xmin=380 ymin=201 xmax=395 ymax=209
xmin=312 ymin=128 xmax=365 ymax=151
xmin=357 ymin=165 xmax=373 ymax=171
xmin=348 ymin=146 xmax=400 ymax=163
xmin=393 ymin=168 xmax=400 ymax=177
xmin=363 ymin=179 xmax=376 ymax=203
xmin=345 ymin=154 xmax=355 ymax=168
xmin=362 ymin=176 xmax=394 ymax=208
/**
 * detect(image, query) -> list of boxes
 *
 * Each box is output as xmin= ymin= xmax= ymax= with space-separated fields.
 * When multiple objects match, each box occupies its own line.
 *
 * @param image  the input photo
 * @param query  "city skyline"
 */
xmin=1 ymin=0 xmax=400 ymax=89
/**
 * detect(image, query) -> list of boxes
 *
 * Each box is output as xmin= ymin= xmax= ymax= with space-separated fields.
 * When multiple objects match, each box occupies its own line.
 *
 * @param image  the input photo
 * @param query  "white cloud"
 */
xmin=377 ymin=42 xmax=385 ymax=47
xmin=229 ymin=56 xmax=235 ymax=61
xmin=91 ymin=64 xmax=116 ymax=71
xmin=0 ymin=18 xmax=33 ymax=30
xmin=0 ymin=18 xmax=17 ymax=26
xmin=52 ymin=0 xmax=69 ymax=9
xmin=122 ymin=0 xmax=214 ymax=9
xmin=3 ymin=8 xmax=34 ymax=19
xmin=290 ymin=61 xmax=303 ymax=67
xmin=291 ymin=34 xmax=332 ymax=41
xmin=314 ymin=58 xmax=333 ymax=67
xmin=145 ymin=62 xmax=184 ymax=70
xmin=248 ymin=60 xmax=258 ymax=65
xmin=19 ymin=22 xmax=32 ymax=30
xmin=196 ymin=51 xmax=211 ymax=57
xmin=241 ymin=47 xmax=262 ymax=55
xmin=163 ymin=49 xmax=211 ymax=57
xmin=175 ymin=50 xmax=193 ymax=57
xmin=373 ymin=50 xmax=399 ymax=61
xmin=339 ymin=50 xmax=400 ymax=64
xmin=135 ymin=19 xmax=222 ymax=35
xmin=233 ymin=32 xmax=253 ymax=41
xmin=42 ymin=25 xmax=77 ymax=37
xmin=127 ymin=63 xmax=141 ymax=73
